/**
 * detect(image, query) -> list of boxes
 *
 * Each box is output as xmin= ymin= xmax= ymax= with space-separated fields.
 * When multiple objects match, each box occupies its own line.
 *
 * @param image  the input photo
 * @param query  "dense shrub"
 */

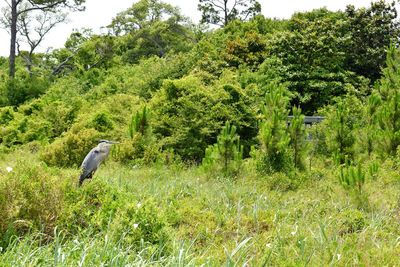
xmin=110 ymin=199 xmax=170 ymax=252
xmin=5 ymin=76 xmax=51 ymax=106
xmin=152 ymin=72 xmax=256 ymax=161
xmin=40 ymin=128 xmax=101 ymax=167
xmin=91 ymin=112 xmax=114 ymax=132
xmin=266 ymin=172 xmax=302 ymax=191
xmin=338 ymin=209 xmax=366 ymax=235
xmin=0 ymin=162 xmax=64 ymax=248
xmin=58 ymin=179 xmax=123 ymax=235
xmin=0 ymin=107 xmax=14 ymax=125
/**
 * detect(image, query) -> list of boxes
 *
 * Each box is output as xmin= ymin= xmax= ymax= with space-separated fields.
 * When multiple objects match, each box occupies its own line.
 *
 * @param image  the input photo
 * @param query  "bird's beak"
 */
xmin=108 ymin=141 xmax=119 ymax=144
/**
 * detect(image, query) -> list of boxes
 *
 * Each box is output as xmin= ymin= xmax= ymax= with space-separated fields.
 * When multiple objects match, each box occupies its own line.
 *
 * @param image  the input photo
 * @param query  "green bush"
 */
xmin=5 ymin=76 xmax=50 ymax=106
xmin=110 ymin=199 xmax=170 ymax=252
xmin=0 ymin=107 xmax=14 ymax=125
xmin=338 ymin=209 xmax=366 ymax=235
xmin=0 ymin=162 xmax=64 ymax=248
xmin=91 ymin=112 xmax=114 ymax=132
xmin=40 ymin=128 xmax=100 ymax=167
xmin=266 ymin=172 xmax=302 ymax=191
xmin=152 ymin=73 xmax=256 ymax=161
xmin=58 ymin=179 xmax=123 ymax=235
xmin=288 ymin=106 xmax=307 ymax=170
xmin=339 ymin=162 xmax=369 ymax=210
xmin=114 ymin=134 xmax=160 ymax=164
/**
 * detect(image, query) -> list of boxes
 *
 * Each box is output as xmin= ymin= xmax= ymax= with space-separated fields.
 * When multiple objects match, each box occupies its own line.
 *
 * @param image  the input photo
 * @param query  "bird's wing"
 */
xmin=80 ymin=147 xmax=101 ymax=177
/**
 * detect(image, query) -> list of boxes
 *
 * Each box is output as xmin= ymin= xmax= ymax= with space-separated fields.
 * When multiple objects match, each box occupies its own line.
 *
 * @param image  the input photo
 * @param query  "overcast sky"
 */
xmin=0 ymin=0 xmax=377 ymax=56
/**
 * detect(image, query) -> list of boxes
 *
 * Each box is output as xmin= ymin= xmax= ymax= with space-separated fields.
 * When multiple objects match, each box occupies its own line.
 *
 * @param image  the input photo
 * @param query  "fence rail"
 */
xmin=287 ymin=116 xmax=325 ymax=125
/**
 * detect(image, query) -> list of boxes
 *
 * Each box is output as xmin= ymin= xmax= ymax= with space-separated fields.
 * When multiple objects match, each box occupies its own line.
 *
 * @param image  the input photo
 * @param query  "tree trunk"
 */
xmin=9 ymin=0 xmax=18 ymax=78
xmin=224 ymin=0 xmax=228 ymax=26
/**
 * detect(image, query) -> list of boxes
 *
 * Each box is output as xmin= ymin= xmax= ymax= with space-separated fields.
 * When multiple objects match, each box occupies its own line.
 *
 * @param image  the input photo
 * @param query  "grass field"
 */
xmin=1 ymin=149 xmax=400 ymax=266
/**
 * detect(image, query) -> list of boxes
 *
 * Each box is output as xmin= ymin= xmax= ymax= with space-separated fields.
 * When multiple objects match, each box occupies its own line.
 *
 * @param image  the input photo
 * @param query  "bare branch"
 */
xmin=51 ymin=47 xmax=80 ymax=75
xmin=3 ymin=0 xmax=11 ymax=8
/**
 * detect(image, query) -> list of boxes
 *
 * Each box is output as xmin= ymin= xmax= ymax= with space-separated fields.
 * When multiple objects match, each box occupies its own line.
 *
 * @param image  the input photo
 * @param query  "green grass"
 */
xmin=1 ymin=150 xmax=400 ymax=266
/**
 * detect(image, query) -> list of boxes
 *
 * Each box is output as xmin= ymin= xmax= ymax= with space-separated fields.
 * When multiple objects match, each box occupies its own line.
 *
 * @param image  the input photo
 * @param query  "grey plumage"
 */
xmin=79 ymin=140 xmax=118 ymax=186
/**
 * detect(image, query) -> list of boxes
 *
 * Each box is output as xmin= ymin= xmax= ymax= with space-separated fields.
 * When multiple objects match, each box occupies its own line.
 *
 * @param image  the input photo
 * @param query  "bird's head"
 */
xmin=97 ymin=140 xmax=119 ymax=153
xmin=98 ymin=139 xmax=119 ymax=145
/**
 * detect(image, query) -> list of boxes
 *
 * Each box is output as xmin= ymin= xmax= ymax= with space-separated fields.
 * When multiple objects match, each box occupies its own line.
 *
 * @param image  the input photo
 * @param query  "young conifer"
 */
xmin=327 ymin=101 xmax=355 ymax=165
xmin=203 ymin=121 xmax=243 ymax=176
xmin=376 ymin=44 xmax=400 ymax=156
xmin=288 ymin=106 xmax=307 ymax=170
xmin=256 ymin=82 xmax=291 ymax=173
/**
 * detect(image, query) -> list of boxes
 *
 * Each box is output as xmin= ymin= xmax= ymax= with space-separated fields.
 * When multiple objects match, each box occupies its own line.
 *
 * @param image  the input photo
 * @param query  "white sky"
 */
xmin=0 ymin=0 xmax=377 ymax=56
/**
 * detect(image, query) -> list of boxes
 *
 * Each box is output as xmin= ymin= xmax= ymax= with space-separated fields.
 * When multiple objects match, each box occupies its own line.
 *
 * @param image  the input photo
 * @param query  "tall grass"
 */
xmin=1 ymin=151 xmax=400 ymax=265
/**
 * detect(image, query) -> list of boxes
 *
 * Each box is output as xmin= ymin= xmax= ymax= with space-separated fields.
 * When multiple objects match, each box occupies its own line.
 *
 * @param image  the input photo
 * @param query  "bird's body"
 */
xmin=79 ymin=140 xmax=118 ymax=186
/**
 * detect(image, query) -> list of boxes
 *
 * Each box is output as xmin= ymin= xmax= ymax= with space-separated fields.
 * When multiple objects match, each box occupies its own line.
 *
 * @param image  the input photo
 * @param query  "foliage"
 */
xmin=255 ymin=82 xmax=292 ymax=173
xmin=91 ymin=112 xmax=114 ymax=132
xmin=358 ymin=93 xmax=381 ymax=156
xmin=128 ymin=106 xmax=150 ymax=138
xmin=339 ymin=162 xmax=369 ymax=210
xmin=108 ymin=0 xmax=194 ymax=64
xmin=110 ymin=200 xmax=170 ymax=252
xmin=269 ymin=8 xmax=370 ymax=113
xmin=325 ymin=100 xmax=356 ymax=165
xmin=59 ymin=179 xmax=123 ymax=235
xmin=338 ymin=208 xmax=365 ymax=235
xmin=5 ymin=75 xmax=51 ymax=106
xmin=2 ymin=2 xmax=400 ymax=265
xmin=198 ymin=0 xmax=261 ymax=26
xmin=0 ymin=162 xmax=64 ymax=248
xmin=288 ymin=106 xmax=307 ymax=170
xmin=117 ymin=106 xmax=159 ymax=164
xmin=152 ymin=73 xmax=253 ymax=161
xmin=344 ymin=1 xmax=399 ymax=82
xmin=40 ymin=128 xmax=100 ymax=167
xmin=202 ymin=121 xmax=243 ymax=176
xmin=375 ymin=44 xmax=400 ymax=156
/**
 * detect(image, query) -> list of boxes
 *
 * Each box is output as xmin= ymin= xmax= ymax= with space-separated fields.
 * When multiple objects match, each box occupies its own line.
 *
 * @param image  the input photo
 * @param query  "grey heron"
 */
xmin=79 ymin=140 xmax=119 ymax=186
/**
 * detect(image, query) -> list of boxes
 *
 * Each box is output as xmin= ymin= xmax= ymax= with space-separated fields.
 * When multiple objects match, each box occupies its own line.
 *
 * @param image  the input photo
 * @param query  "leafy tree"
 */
xmin=1 ymin=0 xmax=85 ymax=78
xmin=269 ymin=9 xmax=358 ymax=113
xmin=48 ymin=31 xmax=116 ymax=85
xmin=151 ymin=75 xmax=224 ymax=161
xmin=223 ymin=30 xmax=266 ymax=69
xmin=203 ymin=121 xmax=243 ymax=176
xmin=108 ymin=0 xmax=194 ymax=64
xmin=344 ymin=1 xmax=399 ymax=82
xmin=198 ymin=0 xmax=261 ymax=27
xmin=256 ymin=82 xmax=291 ymax=173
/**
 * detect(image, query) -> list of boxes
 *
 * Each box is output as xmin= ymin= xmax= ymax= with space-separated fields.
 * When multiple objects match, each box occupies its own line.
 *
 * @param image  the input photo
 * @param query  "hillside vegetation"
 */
xmin=1 ymin=0 xmax=400 ymax=265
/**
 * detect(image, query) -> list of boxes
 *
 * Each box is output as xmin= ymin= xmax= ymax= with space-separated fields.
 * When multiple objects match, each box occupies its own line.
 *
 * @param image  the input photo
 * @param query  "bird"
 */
xmin=78 ymin=140 xmax=119 ymax=186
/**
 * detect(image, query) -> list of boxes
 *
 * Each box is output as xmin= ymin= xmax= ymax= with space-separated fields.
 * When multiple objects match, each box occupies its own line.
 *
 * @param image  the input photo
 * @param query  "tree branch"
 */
xmin=51 ymin=47 xmax=80 ymax=75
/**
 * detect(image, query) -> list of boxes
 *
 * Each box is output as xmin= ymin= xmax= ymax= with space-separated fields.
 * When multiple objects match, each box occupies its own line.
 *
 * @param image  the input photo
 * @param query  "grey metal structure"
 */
xmin=287 ymin=116 xmax=325 ymax=125
xmin=79 ymin=140 xmax=118 ymax=186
